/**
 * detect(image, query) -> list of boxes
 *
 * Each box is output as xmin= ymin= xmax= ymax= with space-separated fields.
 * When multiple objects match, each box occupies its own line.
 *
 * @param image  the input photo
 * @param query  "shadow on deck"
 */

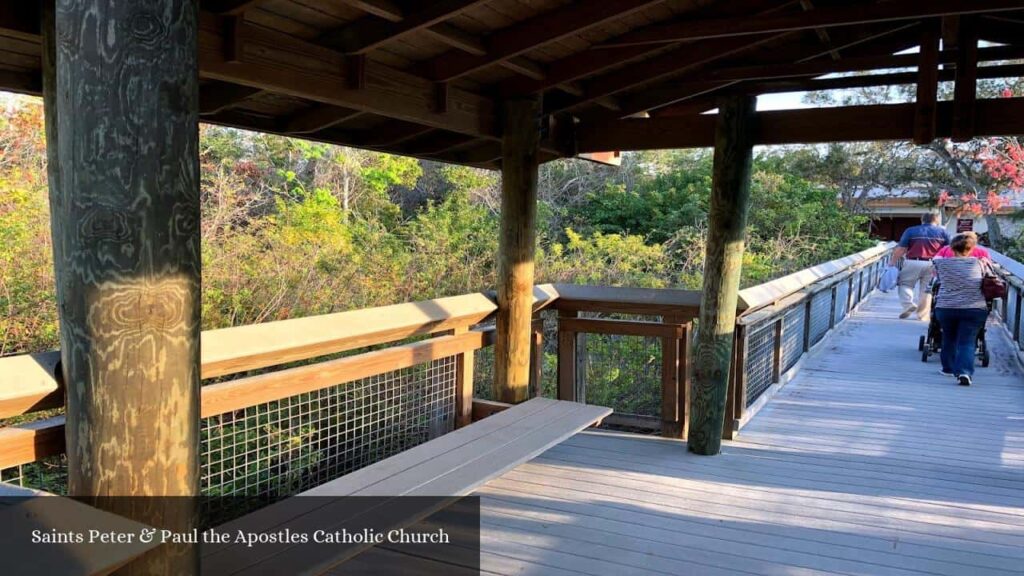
xmin=473 ymin=292 xmax=1024 ymax=576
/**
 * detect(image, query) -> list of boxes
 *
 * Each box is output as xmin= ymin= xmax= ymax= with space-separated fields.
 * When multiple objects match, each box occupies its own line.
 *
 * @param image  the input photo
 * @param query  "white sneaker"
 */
xmin=899 ymin=306 xmax=917 ymax=319
xmin=957 ymin=375 xmax=972 ymax=386
xmin=939 ymin=370 xmax=955 ymax=377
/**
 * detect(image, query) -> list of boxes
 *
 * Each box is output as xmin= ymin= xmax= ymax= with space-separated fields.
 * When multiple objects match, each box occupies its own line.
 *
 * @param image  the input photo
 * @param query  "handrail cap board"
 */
xmin=0 ymin=351 xmax=62 ymax=419
xmin=737 ymin=242 xmax=893 ymax=314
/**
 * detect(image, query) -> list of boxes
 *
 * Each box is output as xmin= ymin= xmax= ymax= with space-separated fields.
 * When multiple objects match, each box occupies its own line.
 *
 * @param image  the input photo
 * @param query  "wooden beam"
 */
xmin=689 ymin=95 xmax=756 ymax=456
xmin=494 ymin=97 xmax=541 ymax=404
xmin=598 ymin=0 xmax=1024 ymax=46
xmin=283 ymin=105 xmax=364 ymax=134
xmin=953 ymin=16 xmax=979 ymax=142
xmin=914 ymin=19 xmax=941 ymax=145
xmin=544 ymin=32 xmax=790 ymax=114
xmin=575 ymin=98 xmax=1024 ymax=152
xmin=499 ymin=0 xmax=796 ymax=97
xmin=340 ymin=0 xmax=404 ymax=22
xmin=205 ymin=0 xmax=264 ymax=15
xmin=423 ymin=22 xmax=487 ymax=55
xmin=0 ymin=2 xmax=39 ymax=42
xmin=199 ymin=83 xmax=264 ymax=115
xmin=605 ymin=23 xmax=916 ymax=119
xmin=426 ymin=0 xmax=665 ymax=82
xmin=196 ymin=11 xmax=497 ymax=139
xmin=701 ymin=44 xmax=1024 ymax=83
xmin=651 ymin=63 xmax=1024 ymax=109
xmin=322 ymin=0 xmax=488 ymax=54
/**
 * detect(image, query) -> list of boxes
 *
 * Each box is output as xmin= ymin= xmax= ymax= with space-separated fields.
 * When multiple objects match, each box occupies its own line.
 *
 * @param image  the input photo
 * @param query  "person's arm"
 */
xmin=890 ymin=228 xmax=911 ymax=265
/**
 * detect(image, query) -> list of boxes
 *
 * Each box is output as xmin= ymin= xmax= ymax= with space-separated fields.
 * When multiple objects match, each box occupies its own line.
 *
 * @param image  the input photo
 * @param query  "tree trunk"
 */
xmin=688 ymin=95 xmax=756 ymax=456
xmin=494 ymin=97 xmax=541 ymax=404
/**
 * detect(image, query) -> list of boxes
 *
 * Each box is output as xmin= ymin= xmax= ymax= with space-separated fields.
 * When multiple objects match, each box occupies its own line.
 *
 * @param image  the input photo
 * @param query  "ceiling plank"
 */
xmin=576 ymin=97 xmax=1024 ymax=151
xmin=952 ymin=16 xmax=979 ymax=142
xmin=426 ymin=0 xmax=666 ymax=82
xmin=0 ymin=2 xmax=39 ymax=42
xmin=913 ymin=19 xmax=941 ymax=145
xmin=322 ymin=0 xmax=489 ymax=54
xmin=598 ymin=0 xmax=1024 ymax=46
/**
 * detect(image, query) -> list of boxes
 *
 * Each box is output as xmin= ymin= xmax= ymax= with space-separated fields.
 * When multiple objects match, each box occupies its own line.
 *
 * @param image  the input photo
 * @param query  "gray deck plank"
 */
xmin=475 ymin=292 xmax=1024 ymax=576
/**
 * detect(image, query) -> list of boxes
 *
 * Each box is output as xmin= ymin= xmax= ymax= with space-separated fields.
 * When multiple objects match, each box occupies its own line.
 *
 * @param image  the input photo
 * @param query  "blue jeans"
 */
xmin=935 ymin=308 xmax=988 ymax=376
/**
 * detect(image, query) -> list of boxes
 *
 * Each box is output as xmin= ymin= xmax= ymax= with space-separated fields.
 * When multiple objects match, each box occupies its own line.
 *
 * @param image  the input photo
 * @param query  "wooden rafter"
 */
xmin=500 ymin=0 xmax=797 ymax=97
xmin=282 ymin=105 xmax=364 ymax=135
xmin=199 ymin=83 xmax=264 ymax=115
xmin=614 ymin=23 xmax=920 ymax=119
xmin=340 ymin=0 xmax=404 ymax=22
xmin=598 ymin=0 xmax=1024 ymax=46
xmin=425 ymin=0 xmax=666 ymax=82
xmin=321 ymin=0 xmax=489 ymax=54
xmin=576 ymin=98 xmax=1024 ymax=152
xmin=913 ymin=19 xmax=941 ymax=145
xmin=650 ymin=63 xmax=1024 ymax=116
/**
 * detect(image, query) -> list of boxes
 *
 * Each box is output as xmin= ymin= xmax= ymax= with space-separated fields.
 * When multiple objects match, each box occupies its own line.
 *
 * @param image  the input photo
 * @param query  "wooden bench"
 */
xmin=201 ymin=397 xmax=610 ymax=575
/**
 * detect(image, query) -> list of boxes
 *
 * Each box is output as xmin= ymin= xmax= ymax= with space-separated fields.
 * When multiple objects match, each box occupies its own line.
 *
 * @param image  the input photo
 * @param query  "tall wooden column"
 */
xmin=51 ymin=0 xmax=201 ymax=507
xmin=688 ymin=95 xmax=756 ymax=456
xmin=494 ymin=97 xmax=541 ymax=404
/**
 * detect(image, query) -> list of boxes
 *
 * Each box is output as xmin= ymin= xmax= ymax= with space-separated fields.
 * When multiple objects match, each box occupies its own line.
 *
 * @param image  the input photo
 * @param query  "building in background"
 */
xmin=862 ymin=187 xmax=1023 ymax=244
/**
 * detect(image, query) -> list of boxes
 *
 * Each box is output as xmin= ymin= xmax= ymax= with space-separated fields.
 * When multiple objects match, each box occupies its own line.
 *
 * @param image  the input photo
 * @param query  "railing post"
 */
xmin=453 ymin=326 xmax=474 ymax=428
xmin=529 ymin=318 xmax=544 ymax=398
xmin=1013 ymin=288 xmax=1022 ymax=346
xmin=660 ymin=315 xmax=686 ymax=438
xmin=724 ymin=323 xmax=748 ymax=440
xmin=829 ymin=285 xmax=838 ymax=329
xmin=803 ymin=292 xmax=814 ymax=352
xmin=772 ymin=318 xmax=784 ymax=383
xmin=557 ymin=310 xmax=578 ymax=402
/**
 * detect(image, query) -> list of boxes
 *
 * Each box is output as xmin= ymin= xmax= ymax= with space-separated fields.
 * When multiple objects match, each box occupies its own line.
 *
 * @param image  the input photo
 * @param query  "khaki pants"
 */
xmin=897 ymin=259 xmax=933 ymax=311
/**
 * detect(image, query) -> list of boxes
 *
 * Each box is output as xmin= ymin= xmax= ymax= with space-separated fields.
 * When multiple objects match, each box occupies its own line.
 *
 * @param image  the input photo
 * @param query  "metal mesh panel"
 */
xmin=834 ymin=281 xmax=850 ymax=323
xmin=473 ymin=343 xmax=495 ymax=401
xmin=200 ymin=357 xmax=457 ymax=499
xmin=579 ymin=330 xmax=662 ymax=418
xmin=808 ymin=289 xmax=832 ymax=346
xmin=1 ymin=455 xmax=68 ymax=494
xmin=780 ymin=304 xmax=806 ymax=373
xmin=744 ymin=322 xmax=776 ymax=406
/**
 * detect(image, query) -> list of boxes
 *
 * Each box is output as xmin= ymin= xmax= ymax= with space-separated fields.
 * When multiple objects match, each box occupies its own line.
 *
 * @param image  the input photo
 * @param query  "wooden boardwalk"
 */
xmin=474 ymin=292 xmax=1024 ymax=576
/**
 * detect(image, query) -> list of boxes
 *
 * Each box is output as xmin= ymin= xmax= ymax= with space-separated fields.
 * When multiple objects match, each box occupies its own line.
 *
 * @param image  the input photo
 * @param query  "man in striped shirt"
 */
xmin=889 ymin=213 xmax=950 ymax=320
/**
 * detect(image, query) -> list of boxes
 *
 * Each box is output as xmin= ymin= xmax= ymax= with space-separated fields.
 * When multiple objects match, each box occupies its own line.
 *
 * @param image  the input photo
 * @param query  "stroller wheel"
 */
xmin=981 ymin=350 xmax=991 ymax=368
xmin=918 ymin=335 xmax=925 ymax=352
xmin=921 ymin=349 xmax=929 ymax=363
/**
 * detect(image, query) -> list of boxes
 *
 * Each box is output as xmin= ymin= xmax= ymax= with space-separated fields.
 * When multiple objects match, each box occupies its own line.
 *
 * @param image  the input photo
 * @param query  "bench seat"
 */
xmin=201 ymin=397 xmax=610 ymax=575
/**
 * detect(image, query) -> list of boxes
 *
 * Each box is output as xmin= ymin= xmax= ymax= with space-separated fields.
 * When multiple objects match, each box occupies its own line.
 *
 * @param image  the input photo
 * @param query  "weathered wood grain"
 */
xmin=494 ymin=97 xmax=541 ymax=404
xmin=689 ymin=94 xmax=756 ymax=455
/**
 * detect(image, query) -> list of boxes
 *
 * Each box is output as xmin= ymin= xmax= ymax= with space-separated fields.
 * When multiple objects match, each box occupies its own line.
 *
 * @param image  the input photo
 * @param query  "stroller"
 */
xmin=919 ymin=281 xmax=991 ymax=367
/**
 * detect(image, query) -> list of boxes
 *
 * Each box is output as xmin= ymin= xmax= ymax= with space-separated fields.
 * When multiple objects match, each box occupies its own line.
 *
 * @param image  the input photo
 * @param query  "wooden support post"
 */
xmin=660 ymin=333 xmax=681 ymax=438
xmin=661 ymin=314 xmax=686 ymax=438
xmin=679 ymin=322 xmax=692 ymax=440
xmin=952 ymin=16 xmax=978 ymax=142
xmin=529 ymin=320 xmax=544 ymax=398
xmin=54 ymin=0 xmax=200 ymax=504
xmin=453 ymin=326 xmax=474 ymax=428
xmin=913 ymin=18 xmax=940 ymax=145
xmin=724 ymin=324 xmax=748 ymax=440
xmin=494 ymin=97 xmax=541 ymax=404
xmin=557 ymin=310 xmax=578 ymax=401
xmin=688 ymin=94 xmax=755 ymax=455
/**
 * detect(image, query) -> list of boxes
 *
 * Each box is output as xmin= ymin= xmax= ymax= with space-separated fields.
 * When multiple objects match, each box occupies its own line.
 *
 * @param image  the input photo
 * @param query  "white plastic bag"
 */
xmin=879 ymin=265 xmax=899 ymax=293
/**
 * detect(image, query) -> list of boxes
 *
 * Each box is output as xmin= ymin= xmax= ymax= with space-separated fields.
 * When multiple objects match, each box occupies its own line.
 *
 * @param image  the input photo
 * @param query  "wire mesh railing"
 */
xmin=730 ymin=254 xmax=891 ymax=432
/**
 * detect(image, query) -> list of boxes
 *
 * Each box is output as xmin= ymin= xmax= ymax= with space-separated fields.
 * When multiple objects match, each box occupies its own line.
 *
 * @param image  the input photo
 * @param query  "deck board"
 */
xmin=473 ymin=292 xmax=1024 ymax=575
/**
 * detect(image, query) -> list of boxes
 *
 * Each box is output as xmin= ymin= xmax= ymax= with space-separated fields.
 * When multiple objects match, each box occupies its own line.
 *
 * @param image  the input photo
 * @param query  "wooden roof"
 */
xmin=1 ymin=1 xmax=1023 ymax=168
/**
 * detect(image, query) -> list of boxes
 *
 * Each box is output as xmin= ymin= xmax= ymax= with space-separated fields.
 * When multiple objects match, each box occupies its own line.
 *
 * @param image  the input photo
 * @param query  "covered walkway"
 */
xmin=473 ymin=292 xmax=1024 ymax=575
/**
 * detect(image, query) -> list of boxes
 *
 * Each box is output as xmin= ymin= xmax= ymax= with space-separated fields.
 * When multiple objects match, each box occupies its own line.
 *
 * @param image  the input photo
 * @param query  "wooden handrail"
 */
xmin=551 ymin=283 xmax=702 ymax=317
xmin=737 ymin=242 xmax=894 ymax=314
xmin=0 ymin=327 xmax=497 ymax=469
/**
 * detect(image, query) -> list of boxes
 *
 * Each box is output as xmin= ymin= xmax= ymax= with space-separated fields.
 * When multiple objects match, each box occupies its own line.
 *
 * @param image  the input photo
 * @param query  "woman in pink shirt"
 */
xmin=934 ymin=232 xmax=991 ymax=260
